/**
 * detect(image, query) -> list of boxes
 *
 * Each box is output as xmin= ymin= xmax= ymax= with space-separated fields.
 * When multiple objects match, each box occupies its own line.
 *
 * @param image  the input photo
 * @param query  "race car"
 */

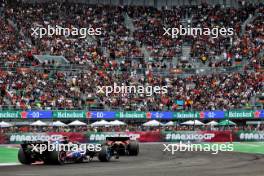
xmin=103 ymin=137 xmax=139 ymax=156
xmin=18 ymin=139 xmax=114 ymax=165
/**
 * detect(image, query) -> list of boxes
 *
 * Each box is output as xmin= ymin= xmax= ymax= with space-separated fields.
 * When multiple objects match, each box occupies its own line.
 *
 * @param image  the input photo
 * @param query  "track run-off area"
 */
xmin=0 ymin=143 xmax=264 ymax=176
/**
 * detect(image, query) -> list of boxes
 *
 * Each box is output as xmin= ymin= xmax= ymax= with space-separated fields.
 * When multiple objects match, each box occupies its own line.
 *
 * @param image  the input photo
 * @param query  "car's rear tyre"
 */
xmin=18 ymin=148 xmax=32 ymax=165
xmin=98 ymin=146 xmax=111 ymax=162
xmin=128 ymin=141 xmax=139 ymax=156
xmin=46 ymin=150 xmax=66 ymax=165
xmin=75 ymin=156 xmax=84 ymax=163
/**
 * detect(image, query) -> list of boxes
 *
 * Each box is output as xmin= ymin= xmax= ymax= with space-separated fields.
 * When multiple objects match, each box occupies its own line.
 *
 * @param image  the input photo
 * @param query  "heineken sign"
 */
xmin=116 ymin=112 xmax=146 ymax=118
xmin=0 ymin=111 xmax=21 ymax=118
xmin=53 ymin=111 xmax=87 ymax=118
xmin=173 ymin=112 xmax=199 ymax=119
xmin=227 ymin=110 xmax=260 ymax=119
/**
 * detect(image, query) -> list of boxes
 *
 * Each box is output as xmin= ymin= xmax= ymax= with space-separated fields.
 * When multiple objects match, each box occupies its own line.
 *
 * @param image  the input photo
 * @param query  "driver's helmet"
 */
xmin=61 ymin=136 xmax=69 ymax=144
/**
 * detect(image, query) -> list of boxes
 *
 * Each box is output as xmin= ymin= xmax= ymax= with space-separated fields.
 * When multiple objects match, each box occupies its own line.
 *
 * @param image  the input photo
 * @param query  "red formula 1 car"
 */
xmin=103 ymin=137 xmax=139 ymax=157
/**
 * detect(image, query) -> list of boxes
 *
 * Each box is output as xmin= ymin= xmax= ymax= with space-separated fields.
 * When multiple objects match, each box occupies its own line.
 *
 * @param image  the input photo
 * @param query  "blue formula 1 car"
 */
xmin=18 ymin=139 xmax=114 ymax=165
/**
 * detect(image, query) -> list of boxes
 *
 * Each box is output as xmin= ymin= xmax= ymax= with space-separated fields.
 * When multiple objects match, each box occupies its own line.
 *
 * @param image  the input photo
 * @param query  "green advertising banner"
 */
xmin=116 ymin=111 xmax=146 ymax=118
xmin=0 ymin=111 xmax=22 ymax=118
xmin=226 ymin=110 xmax=256 ymax=119
xmin=173 ymin=111 xmax=200 ymax=119
xmin=53 ymin=111 xmax=87 ymax=118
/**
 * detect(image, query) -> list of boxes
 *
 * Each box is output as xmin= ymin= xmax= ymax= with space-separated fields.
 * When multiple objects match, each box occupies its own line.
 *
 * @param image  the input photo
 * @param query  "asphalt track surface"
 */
xmin=0 ymin=143 xmax=264 ymax=176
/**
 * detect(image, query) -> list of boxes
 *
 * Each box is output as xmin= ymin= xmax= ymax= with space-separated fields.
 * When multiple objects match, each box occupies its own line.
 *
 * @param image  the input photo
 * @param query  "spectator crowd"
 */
xmin=0 ymin=1 xmax=263 ymax=112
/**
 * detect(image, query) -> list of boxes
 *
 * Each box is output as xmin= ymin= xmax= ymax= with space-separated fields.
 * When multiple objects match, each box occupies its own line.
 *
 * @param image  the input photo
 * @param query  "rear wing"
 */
xmin=105 ymin=137 xmax=130 ymax=142
xmin=20 ymin=141 xmax=49 ymax=152
xmin=21 ymin=140 xmax=48 ymax=146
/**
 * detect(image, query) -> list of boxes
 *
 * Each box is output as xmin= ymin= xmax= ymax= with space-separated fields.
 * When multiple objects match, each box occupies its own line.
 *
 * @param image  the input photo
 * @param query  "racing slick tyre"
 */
xmin=128 ymin=141 xmax=139 ymax=156
xmin=98 ymin=146 xmax=111 ymax=162
xmin=46 ymin=150 xmax=66 ymax=165
xmin=18 ymin=147 xmax=32 ymax=165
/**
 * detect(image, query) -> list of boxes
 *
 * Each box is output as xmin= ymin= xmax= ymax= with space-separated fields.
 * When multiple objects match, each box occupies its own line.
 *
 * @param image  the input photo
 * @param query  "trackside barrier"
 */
xmin=1 ymin=131 xmax=264 ymax=144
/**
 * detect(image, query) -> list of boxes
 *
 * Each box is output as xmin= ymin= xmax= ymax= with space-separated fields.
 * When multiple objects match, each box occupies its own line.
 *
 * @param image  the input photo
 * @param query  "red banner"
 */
xmin=0 ymin=131 xmax=239 ymax=144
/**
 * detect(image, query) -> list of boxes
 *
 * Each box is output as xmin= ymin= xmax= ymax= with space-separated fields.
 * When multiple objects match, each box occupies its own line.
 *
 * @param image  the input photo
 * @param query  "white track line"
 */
xmin=0 ymin=163 xmax=21 ymax=166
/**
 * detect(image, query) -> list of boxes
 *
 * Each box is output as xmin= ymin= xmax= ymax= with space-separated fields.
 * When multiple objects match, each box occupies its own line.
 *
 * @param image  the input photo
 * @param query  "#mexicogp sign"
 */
xmin=237 ymin=131 xmax=264 ymax=141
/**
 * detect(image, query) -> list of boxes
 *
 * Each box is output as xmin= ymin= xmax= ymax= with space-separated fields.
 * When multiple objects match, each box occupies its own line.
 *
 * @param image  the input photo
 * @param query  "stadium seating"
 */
xmin=0 ymin=1 xmax=263 ymax=111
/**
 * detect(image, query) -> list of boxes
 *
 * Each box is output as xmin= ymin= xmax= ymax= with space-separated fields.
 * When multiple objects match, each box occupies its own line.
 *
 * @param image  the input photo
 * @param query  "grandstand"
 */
xmin=0 ymin=0 xmax=263 ymax=112
xmin=1 ymin=2 xmax=264 ymax=176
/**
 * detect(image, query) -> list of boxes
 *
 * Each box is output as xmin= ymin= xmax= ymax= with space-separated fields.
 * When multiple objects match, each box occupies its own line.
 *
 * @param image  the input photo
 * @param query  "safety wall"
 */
xmin=1 ymin=131 xmax=264 ymax=144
